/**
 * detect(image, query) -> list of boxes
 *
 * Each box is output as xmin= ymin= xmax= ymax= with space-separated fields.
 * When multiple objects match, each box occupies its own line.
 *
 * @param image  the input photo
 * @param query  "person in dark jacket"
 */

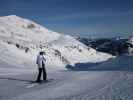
xmin=36 ymin=51 xmax=47 ymax=82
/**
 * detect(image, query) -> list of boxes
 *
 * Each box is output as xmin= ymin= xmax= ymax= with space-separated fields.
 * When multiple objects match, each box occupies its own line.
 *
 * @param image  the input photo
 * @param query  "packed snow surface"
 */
xmin=0 ymin=56 xmax=133 ymax=100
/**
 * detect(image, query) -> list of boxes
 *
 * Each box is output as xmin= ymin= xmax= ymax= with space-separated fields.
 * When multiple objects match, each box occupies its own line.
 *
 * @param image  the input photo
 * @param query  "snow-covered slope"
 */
xmin=128 ymin=36 xmax=133 ymax=45
xmin=0 ymin=15 xmax=113 ymax=69
xmin=0 ymin=15 xmax=60 ymax=43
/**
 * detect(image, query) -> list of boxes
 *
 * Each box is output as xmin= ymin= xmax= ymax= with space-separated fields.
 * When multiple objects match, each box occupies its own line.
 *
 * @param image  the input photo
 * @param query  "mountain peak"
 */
xmin=4 ymin=15 xmax=19 ymax=18
xmin=0 ymin=15 xmax=61 ymax=43
xmin=0 ymin=15 xmax=23 ymax=20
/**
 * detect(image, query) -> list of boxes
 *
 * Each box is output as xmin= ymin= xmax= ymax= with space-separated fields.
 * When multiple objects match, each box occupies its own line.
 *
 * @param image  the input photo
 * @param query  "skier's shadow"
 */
xmin=0 ymin=77 xmax=34 ymax=83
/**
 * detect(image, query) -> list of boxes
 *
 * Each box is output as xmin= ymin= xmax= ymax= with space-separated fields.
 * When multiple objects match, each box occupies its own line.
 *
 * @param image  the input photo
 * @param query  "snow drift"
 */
xmin=0 ymin=15 xmax=113 ymax=70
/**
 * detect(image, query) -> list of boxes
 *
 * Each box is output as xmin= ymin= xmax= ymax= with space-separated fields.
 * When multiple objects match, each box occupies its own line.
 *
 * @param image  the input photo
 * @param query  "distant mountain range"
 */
xmin=77 ymin=36 xmax=133 ymax=56
xmin=71 ymin=32 xmax=133 ymax=40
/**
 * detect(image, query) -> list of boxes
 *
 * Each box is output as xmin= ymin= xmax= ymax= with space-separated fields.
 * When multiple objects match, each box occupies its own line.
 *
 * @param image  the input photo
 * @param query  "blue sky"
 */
xmin=0 ymin=0 xmax=133 ymax=38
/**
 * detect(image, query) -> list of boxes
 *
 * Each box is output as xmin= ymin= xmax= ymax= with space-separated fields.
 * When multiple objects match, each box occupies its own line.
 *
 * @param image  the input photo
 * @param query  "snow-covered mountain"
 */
xmin=0 ymin=15 xmax=113 ymax=69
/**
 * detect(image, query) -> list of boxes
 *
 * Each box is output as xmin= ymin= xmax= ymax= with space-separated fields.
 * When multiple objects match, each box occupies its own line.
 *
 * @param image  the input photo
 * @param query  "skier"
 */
xmin=36 ymin=51 xmax=47 ymax=83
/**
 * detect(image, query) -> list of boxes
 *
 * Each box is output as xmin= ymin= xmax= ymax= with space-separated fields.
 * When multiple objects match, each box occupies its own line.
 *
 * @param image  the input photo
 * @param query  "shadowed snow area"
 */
xmin=66 ymin=55 xmax=133 ymax=71
xmin=0 ymin=15 xmax=133 ymax=100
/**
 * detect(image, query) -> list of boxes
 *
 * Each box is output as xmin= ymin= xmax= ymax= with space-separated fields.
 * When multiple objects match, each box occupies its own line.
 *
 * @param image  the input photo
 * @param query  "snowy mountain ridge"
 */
xmin=0 ymin=15 xmax=113 ymax=69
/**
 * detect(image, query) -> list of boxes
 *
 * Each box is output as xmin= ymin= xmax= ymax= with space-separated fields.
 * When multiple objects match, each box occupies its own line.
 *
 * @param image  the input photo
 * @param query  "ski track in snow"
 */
xmin=46 ymin=72 xmax=133 ymax=100
xmin=0 ymin=69 xmax=133 ymax=100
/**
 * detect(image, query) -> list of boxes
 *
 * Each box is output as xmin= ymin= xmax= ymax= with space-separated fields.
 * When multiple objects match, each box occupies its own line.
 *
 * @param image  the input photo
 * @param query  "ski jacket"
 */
xmin=36 ymin=54 xmax=46 ymax=68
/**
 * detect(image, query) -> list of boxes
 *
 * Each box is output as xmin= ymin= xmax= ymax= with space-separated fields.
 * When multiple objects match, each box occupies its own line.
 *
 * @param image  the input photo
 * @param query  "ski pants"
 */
xmin=36 ymin=66 xmax=47 ymax=82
